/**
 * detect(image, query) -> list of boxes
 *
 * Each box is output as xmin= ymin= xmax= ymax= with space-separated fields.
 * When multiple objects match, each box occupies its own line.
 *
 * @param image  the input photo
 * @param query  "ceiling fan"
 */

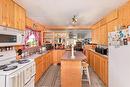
xmin=72 ymin=15 xmax=78 ymax=25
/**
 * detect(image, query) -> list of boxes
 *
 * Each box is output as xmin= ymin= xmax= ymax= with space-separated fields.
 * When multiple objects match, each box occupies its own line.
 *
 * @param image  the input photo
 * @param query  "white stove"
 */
xmin=0 ymin=49 xmax=35 ymax=87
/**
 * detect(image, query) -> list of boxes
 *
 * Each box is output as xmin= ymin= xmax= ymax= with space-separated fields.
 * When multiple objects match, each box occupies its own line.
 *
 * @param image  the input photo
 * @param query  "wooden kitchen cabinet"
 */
xmin=106 ymin=9 xmax=118 ymax=23
xmin=0 ymin=0 xmax=26 ymax=30
xmin=89 ymin=51 xmax=95 ymax=68
xmin=1 ymin=0 xmax=7 ymax=26
xmin=26 ymin=17 xmax=34 ymax=28
xmin=61 ymin=60 xmax=82 ymax=87
xmin=100 ymin=18 xmax=106 ymax=26
xmin=88 ymin=50 xmax=108 ymax=87
xmin=35 ymin=56 xmax=43 ymax=83
xmin=107 ymin=19 xmax=118 ymax=32
xmin=94 ymin=54 xmax=101 ymax=76
xmin=100 ymin=24 xmax=108 ymax=45
xmin=53 ymin=50 xmax=65 ymax=64
xmin=35 ymin=51 xmax=53 ymax=83
xmin=100 ymin=57 xmax=108 ymax=86
xmin=14 ymin=3 xmax=26 ymax=30
xmin=118 ymin=1 xmax=130 ymax=27
xmin=0 ymin=0 xmax=2 ymax=25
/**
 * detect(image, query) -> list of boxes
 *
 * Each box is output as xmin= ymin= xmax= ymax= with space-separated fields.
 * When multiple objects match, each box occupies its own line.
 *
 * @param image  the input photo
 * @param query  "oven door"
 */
xmin=0 ymin=76 xmax=6 ymax=87
xmin=6 ymin=71 xmax=24 ymax=87
xmin=24 ymin=76 xmax=35 ymax=87
xmin=24 ymin=62 xmax=35 ymax=85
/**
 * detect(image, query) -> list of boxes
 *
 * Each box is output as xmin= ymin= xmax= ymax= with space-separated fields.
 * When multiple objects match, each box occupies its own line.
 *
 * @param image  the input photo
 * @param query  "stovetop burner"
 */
xmin=10 ymin=59 xmax=30 ymax=64
xmin=0 ymin=59 xmax=30 ymax=71
xmin=0 ymin=65 xmax=8 ymax=70
xmin=3 ymin=66 xmax=18 ymax=71
xmin=17 ymin=59 xmax=30 ymax=64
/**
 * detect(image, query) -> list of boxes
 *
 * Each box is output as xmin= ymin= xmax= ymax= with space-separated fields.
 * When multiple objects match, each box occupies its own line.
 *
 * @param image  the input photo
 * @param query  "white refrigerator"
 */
xmin=108 ymin=28 xmax=130 ymax=87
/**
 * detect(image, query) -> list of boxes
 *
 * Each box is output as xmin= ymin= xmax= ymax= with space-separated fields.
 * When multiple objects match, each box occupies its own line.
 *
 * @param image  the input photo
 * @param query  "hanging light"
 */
xmin=72 ymin=15 xmax=78 ymax=25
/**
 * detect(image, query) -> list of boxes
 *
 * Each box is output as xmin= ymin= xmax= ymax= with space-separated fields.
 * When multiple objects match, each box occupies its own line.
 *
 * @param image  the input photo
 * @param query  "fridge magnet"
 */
xmin=123 ymin=35 xmax=128 ymax=45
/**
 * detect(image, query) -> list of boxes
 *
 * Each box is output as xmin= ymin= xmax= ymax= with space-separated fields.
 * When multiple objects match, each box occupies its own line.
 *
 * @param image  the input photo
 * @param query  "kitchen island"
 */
xmin=61 ymin=51 xmax=86 ymax=87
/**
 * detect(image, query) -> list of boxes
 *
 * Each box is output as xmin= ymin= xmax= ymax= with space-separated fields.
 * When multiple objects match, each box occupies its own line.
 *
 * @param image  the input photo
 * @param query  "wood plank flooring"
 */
xmin=35 ymin=65 xmax=105 ymax=87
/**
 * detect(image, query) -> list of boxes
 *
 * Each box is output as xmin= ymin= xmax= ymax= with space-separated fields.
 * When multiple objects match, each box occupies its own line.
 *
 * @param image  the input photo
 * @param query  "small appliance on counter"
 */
xmin=75 ymin=41 xmax=83 ymax=51
xmin=54 ymin=43 xmax=65 ymax=49
xmin=37 ymin=46 xmax=47 ymax=54
xmin=95 ymin=45 xmax=108 ymax=55
xmin=45 ymin=43 xmax=53 ymax=50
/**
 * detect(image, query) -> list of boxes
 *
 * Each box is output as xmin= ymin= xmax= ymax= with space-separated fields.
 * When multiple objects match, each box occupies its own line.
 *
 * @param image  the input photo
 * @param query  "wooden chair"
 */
xmin=81 ymin=62 xmax=91 ymax=86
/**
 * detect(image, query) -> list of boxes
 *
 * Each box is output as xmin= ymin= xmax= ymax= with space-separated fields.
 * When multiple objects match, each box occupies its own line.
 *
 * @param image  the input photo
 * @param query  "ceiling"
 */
xmin=16 ymin=0 xmax=128 ymax=26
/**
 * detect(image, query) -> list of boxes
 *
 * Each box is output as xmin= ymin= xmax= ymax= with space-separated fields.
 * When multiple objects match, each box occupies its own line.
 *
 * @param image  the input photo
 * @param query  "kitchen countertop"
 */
xmin=61 ymin=51 xmax=86 ymax=61
xmin=25 ymin=49 xmax=65 ymax=60
xmin=89 ymin=49 xmax=108 ymax=58
xmin=25 ymin=50 xmax=52 ymax=60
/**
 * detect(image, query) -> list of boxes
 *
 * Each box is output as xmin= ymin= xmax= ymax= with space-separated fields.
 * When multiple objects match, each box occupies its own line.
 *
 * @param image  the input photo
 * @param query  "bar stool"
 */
xmin=81 ymin=62 xmax=91 ymax=86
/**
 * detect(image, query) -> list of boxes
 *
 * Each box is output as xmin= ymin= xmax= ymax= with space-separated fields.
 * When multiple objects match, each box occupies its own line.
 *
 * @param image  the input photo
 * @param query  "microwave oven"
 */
xmin=0 ymin=26 xmax=25 ymax=46
xmin=0 ymin=34 xmax=17 ymax=43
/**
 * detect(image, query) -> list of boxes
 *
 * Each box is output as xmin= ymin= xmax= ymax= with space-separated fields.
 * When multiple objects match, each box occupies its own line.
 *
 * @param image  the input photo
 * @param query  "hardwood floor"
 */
xmin=35 ymin=65 xmax=105 ymax=87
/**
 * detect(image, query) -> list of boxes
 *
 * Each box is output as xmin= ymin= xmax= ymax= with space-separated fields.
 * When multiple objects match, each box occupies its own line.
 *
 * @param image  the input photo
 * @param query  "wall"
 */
xmin=47 ymin=29 xmax=92 ymax=39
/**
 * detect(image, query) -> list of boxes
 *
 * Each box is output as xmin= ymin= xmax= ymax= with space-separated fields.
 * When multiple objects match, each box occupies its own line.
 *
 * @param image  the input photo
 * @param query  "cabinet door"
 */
xmin=53 ymin=50 xmax=58 ymax=64
xmin=0 ymin=0 xmax=3 ymax=25
xmin=107 ymin=19 xmax=118 ymax=32
xmin=106 ymin=9 xmax=118 ymax=23
xmin=91 ymin=52 xmax=95 ymax=69
xmin=89 ymin=52 xmax=93 ymax=67
xmin=100 ymin=57 xmax=108 ymax=86
xmin=7 ymin=0 xmax=14 ymax=28
xmin=2 ymin=0 xmax=7 ymax=26
xmin=14 ymin=3 xmax=19 ymax=29
xmin=118 ymin=1 xmax=130 ymax=26
xmin=100 ymin=25 xmax=108 ymax=45
xmin=21 ymin=9 xmax=26 ymax=30
xmin=97 ymin=28 xmax=100 ymax=44
xmin=10 ymin=0 xmax=14 ymax=28
xmin=94 ymin=54 xmax=100 ymax=76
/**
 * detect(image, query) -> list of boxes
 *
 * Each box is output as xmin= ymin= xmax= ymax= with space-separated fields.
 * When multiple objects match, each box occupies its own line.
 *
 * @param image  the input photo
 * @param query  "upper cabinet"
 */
xmin=100 ymin=17 xmax=106 ymax=26
xmin=107 ymin=19 xmax=118 ymax=32
xmin=118 ymin=1 xmax=130 ymax=26
xmin=0 ymin=0 xmax=3 ymax=25
xmin=106 ymin=9 xmax=118 ymax=23
xmin=26 ymin=17 xmax=33 ymax=29
xmin=91 ymin=1 xmax=130 ymax=45
xmin=0 ymin=0 xmax=26 ymax=30
xmin=100 ymin=25 xmax=108 ymax=45
xmin=26 ymin=17 xmax=45 ymax=31
xmin=14 ymin=3 xmax=26 ymax=30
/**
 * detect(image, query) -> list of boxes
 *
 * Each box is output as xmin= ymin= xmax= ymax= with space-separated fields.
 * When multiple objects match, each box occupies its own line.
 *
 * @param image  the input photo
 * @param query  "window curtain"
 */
xmin=24 ymin=29 xmax=41 ymax=48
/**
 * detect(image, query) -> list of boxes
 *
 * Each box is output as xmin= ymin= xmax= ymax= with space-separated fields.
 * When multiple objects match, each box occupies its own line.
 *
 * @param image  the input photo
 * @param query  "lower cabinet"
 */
xmin=53 ymin=50 xmax=65 ymax=64
xmin=35 ymin=51 xmax=53 ymax=83
xmin=35 ymin=50 xmax=65 ymax=83
xmin=89 ymin=50 xmax=108 ymax=87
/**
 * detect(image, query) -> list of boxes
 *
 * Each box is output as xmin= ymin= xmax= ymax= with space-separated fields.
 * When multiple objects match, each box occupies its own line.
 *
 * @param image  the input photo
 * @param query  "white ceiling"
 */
xmin=16 ymin=0 xmax=128 ymax=26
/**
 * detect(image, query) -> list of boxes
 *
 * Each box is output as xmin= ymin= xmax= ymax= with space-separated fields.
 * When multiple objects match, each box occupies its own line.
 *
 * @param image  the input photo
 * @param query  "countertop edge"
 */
xmin=89 ymin=49 xmax=108 ymax=59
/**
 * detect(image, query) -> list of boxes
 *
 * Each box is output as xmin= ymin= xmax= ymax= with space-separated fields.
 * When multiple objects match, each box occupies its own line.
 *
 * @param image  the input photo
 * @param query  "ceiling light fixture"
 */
xmin=72 ymin=15 xmax=78 ymax=25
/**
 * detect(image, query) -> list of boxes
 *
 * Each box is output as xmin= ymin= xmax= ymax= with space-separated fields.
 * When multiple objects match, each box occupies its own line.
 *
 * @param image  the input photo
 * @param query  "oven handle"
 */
xmin=24 ymin=74 xmax=35 ymax=86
